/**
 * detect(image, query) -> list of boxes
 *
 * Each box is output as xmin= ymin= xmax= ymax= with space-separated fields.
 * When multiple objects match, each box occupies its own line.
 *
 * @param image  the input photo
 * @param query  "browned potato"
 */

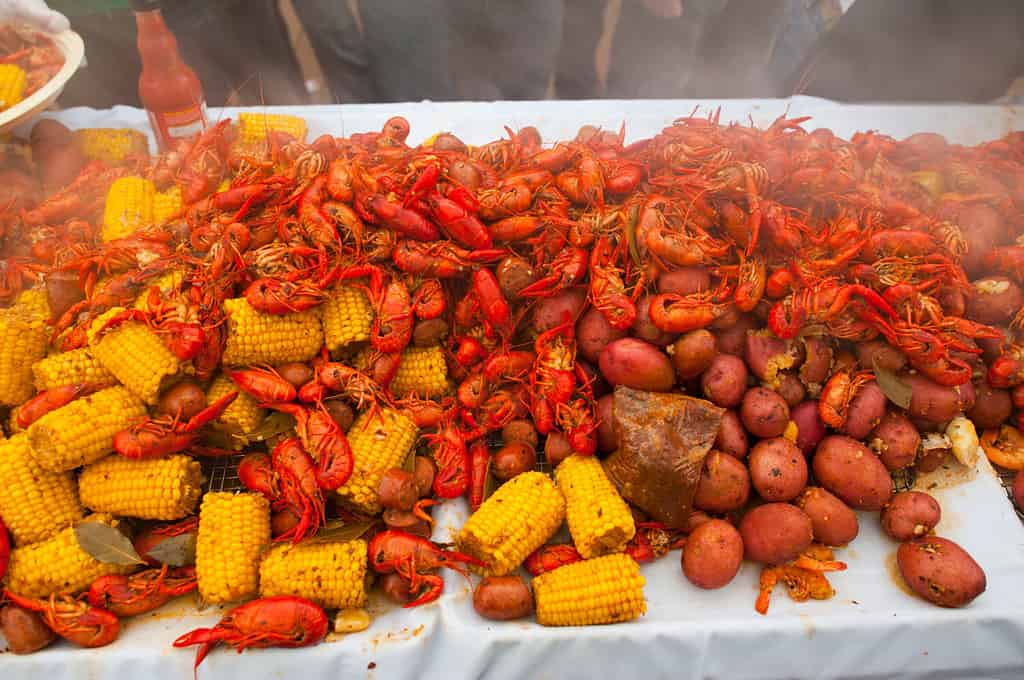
xmin=380 ymin=572 xmax=415 ymax=604
xmin=967 ymin=383 xmax=1013 ymax=430
xmin=502 ymin=419 xmax=538 ymax=449
xmin=383 ymin=509 xmax=432 ymax=537
xmin=959 ymin=203 xmax=1004 ymax=275
xmin=681 ymin=519 xmax=744 ymax=589
xmin=686 ymin=509 xmax=713 ymax=533
xmin=670 ymin=329 xmax=718 ymax=380
xmin=790 ymin=400 xmax=826 ymax=454
xmin=323 ymin=399 xmax=356 ymax=432
xmin=377 ymin=468 xmax=419 ymax=511
xmin=739 ymin=503 xmax=814 ymax=565
xmin=694 ymin=451 xmax=751 ymax=513
xmin=896 ymin=536 xmax=986 ymax=607
xmin=812 ymin=435 xmax=893 ymax=511
xmin=701 ymin=354 xmax=749 ymax=408
xmin=714 ymin=410 xmax=749 ymax=459
xmin=915 ymin=445 xmax=949 ymax=474
xmin=869 ymin=412 xmax=921 ymax=471
xmin=492 ymin=441 xmax=536 ymax=480
xmin=856 ymin=340 xmax=907 ymax=373
xmin=276 ymin=362 xmax=315 ymax=388
xmin=658 ymin=267 xmax=711 ymax=294
xmin=740 ymin=387 xmax=790 ymax=438
xmin=904 ymin=373 xmax=969 ymax=423
xmin=882 ymin=491 xmax=941 ymax=541
xmin=577 ymin=307 xmax=628 ymax=364
xmin=799 ymin=336 xmax=833 ymax=388
xmin=1014 ymin=470 xmax=1024 ymax=510
xmin=797 ymin=487 xmax=859 ymax=546
xmin=966 ymin=276 xmax=1023 ymax=325
xmin=748 ymin=438 xmax=807 ymax=502
xmin=598 ymin=338 xmax=675 ymax=392
xmin=473 ymin=575 xmax=534 ymax=620
xmin=0 ymin=605 xmax=56 ymax=654
xmin=413 ymin=456 xmax=436 ymax=498
xmin=44 ymin=271 xmax=84 ymax=321
xmin=496 ymin=256 xmax=537 ymax=300
xmin=632 ymin=294 xmax=677 ymax=346
xmin=595 ymin=394 xmax=616 ymax=453
xmin=842 ymin=382 xmax=887 ymax=439
xmin=714 ymin=315 xmax=758 ymax=356
xmin=544 ymin=432 xmax=573 ymax=467
xmin=412 ymin=318 xmax=450 ymax=347
xmin=432 ymin=132 xmax=467 ymax=153
xmin=774 ymin=372 xmax=806 ymax=408
xmin=532 ymin=287 xmax=587 ymax=332
xmin=156 ymin=381 xmax=207 ymax=419
xmin=271 ymin=509 xmax=300 ymax=538
xmin=745 ymin=331 xmax=797 ymax=383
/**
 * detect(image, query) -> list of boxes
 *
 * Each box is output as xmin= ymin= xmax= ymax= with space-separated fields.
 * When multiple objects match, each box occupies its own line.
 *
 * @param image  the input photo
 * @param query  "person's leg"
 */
xmin=291 ymin=0 xmax=375 ymax=103
xmin=360 ymin=0 xmax=453 ymax=102
xmin=555 ymin=0 xmax=604 ymax=99
xmin=58 ymin=9 xmax=141 ymax=108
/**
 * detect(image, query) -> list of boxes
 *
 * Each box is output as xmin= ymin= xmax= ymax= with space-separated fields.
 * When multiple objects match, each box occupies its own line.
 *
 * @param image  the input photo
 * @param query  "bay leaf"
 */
xmin=481 ymin=463 xmax=499 ymax=504
xmin=74 ymin=522 xmax=145 ymax=566
xmin=244 ymin=412 xmax=296 ymax=443
xmin=145 ymin=532 xmax=197 ymax=567
xmin=873 ymin=357 xmax=912 ymax=409
xmin=308 ymin=519 xmax=375 ymax=544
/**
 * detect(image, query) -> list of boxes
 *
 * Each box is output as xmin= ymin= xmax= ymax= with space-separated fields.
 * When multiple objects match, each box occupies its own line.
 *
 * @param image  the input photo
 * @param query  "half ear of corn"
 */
xmin=0 ymin=288 xmax=50 ymax=406
xmin=196 ymin=492 xmax=270 ymax=604
xmin=89 ymin=308 xmax=180 ymax=404
xmin=221 ymin=297 xmax=323 ymax=366
xmin=259 ymin=540 xmax=368 ymax=609
xmin=322 ymin=285 xmax=373 ymax=351
xmin=4 ymin=514 xmax=137 ymax=598
xmin=102 ymin=176 xmax=156 ymax=242
xmin=237 ymin=112 xmax=308 ymax=146
xmin=0 ymin=64 xmax=26 ymax=110
xmin=335 ymin=409 xmax=418 ymax=514
xmin=27 ymin=385 xmax=147 ymax=472
xmin=0 ymin=433 xmax=83 ymax=545
xmin=79 ymin=454 xmax=203 ymax=520
xmin=153 ymin=185 xmax=184 ymax=223
xmin=207 ymin=373 xmax=265 ymax=447
xmin=555 ymin=455 xmax=635 ymax=559
xmin=455 ymin=471 xmax=566 ymax=576
xmin=533 ymin=553 xmax=646 ymax=627
xmin=75 ymin=128 xmax=149 ymax=163
xmin=389 ymin=345 xmax=449 ymax=398
xmin=32 ymin=347 xmax=117 ymax=392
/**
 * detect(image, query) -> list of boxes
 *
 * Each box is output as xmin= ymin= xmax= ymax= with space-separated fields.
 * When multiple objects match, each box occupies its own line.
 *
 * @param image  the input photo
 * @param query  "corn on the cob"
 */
xmin=259 ymin=540 xmax=368 ymax=609
xmin=131 ymin=268 xmax=184 ymax=311
xmin=336 ymin=409 xmax=418 ymax=514
xmin=321 ymin=285 xmax=372 ymax=351
xmin=79 ymin=454 xmax=203 ymax=520
xmin=153 ymin=185 xmax=184 ymax=223
xmin=389 ymin=345 xmax=449 ymax=398
xmin=102 ymin=176 xmax=156 ymax=241
xmin=27 ymin=385 xmax=146 ymax=472
xmin=4 ymin=515 xmax=136 ymax=598
xmin=0 ymin=288 xmax=50 ymax=406
xmin=196 ymin=492 xmax=270 ymax=604
xmin=89 ymin=308 xmax=180 ymax=404
xmin=207 ymin=373 xmax=265 ymax=446
xmin=7 ymin=406 xmax=23 ymax=433
xmin=0 ymin=64 xmax=26 ymax=110
xmin=0 ymin=433 xmax=83 ymax=546
xmin=237 ymin=112 xmax=308 ymax=146
xmin=74 ymin=128 xmax=149 ymax=163
xmin=32 ymin=347 xmax=117 ymax=392
xmin=221 ymin=297 xmax=323 ymax=366
xmin=533 ymin=553 xmax=646 ymax=627
xmin=455 ymin=471 xmax=565 ymax=576
xmin=555 ymin=455 xmax=635 ymax=559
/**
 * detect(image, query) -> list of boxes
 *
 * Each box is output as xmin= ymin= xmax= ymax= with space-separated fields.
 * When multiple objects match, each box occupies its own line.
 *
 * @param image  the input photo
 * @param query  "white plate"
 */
xmin=0 ymin=28 xmax=83 ymax=133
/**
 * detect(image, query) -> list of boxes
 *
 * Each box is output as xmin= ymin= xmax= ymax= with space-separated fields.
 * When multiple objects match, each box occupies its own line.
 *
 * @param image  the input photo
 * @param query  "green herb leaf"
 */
xmin=145 ymin=532 xmax=196 ymax=567
xmin=74 ymin=522 xmax=145 ymax=566
xmin=309 ymin=519 xmax=375 ymax=544
xmin=873 ymin=357 xmax=912 ymax=409
xmin=244 ymin=412 xmax=297 ymax=443
xmin=481 ymin=462 xmax=499 ymax=504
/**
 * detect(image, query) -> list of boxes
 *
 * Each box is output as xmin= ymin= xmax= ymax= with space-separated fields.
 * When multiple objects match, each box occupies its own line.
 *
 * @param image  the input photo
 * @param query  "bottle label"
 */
xmin=148 ymin=101 xmax=209 ymax=150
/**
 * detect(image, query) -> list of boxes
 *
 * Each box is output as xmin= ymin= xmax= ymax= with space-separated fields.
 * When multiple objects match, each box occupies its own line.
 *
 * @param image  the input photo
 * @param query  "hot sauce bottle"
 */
xmin=131 ymin=0 xmax=207 ymax=151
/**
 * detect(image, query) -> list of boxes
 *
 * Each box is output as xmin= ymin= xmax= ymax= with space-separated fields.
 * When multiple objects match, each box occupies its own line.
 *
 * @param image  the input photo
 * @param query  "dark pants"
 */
xmin=555 ymin=0 xmax=604 ymax=99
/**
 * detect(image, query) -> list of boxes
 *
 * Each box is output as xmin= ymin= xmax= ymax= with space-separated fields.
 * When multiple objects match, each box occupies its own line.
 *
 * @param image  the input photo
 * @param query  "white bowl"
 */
xmin=0 ymin=28 xmax=84 ymax=133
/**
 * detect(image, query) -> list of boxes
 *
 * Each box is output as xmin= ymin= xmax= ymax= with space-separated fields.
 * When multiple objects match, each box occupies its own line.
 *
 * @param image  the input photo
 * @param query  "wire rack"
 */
xmin=204 ymin=453 xmax=246 ymax=493
xmin=995 ymin=466 xmax=1024 ymax=522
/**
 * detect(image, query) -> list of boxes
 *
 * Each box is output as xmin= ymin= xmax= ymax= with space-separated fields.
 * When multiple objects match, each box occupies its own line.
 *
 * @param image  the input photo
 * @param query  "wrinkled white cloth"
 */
xmin=0 ymin=0 xmax=69 ymax=33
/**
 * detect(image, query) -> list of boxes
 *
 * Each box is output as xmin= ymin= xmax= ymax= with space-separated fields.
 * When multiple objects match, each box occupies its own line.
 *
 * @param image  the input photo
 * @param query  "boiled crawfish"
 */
xmin=367 ymin=529 xmax=486 ymax=607
xmin=87 ymin=565 xmax=197 ymax=617
xmin=3 ymin=590 xmax=120 ymax=648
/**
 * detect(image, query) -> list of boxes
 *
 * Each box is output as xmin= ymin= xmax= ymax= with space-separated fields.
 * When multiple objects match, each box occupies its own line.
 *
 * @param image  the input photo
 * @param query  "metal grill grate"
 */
xmin=891 ymin=467 xmax=917 ymax=494
xmin=204 ymin=453 xmax=246 ymax=493
xmin=995 ymin=466 xmax=1024 ymax=522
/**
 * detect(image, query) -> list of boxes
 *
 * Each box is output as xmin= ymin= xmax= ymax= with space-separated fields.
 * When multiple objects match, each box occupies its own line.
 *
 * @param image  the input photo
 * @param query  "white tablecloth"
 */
xmin=7 ymin=98 xmax=1024 ymax=680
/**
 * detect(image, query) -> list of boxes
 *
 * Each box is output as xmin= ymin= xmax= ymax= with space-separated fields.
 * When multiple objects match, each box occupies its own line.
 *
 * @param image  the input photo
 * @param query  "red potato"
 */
xmin=869 ymin=412 xmax=921 ymax=471
xmin=790 ymin=400 xmax=826 ymax=454
xmin=739 ymin=503 xmax=814 ymax=565
xmin=774 ymin=372 xmax=806 ymax=408
xmin=595 ymin=393 xmax=616 ymax=453
xmin=44 ymin=271 xmax=85 ymax=321
xmin=1014 ymin=385 xmax=1024 ymax=411
xmin=576 ymin=359 xmax=610 ymax=398
xmin=0 ymin=605 xmax=56 ymax=654
xmin=748 ymin=438 xmax=807 ymax=502
xmin=882 ymin=491 xmax=941 ymax=541
xmin=275 ymin=362 xmax=315 ymax=389
xmin=694 ymin=451 xmax=751 ymax=513
xmin=958 ymin=203 xmax=1004 ymax=275
xmin=798 ymin=336 xmax=833 ymax=389
xmin=855 ymin=340 xmax=907 ymax=373
xmin=473 ymin=576 xmax=534 ymax=620
xmin=681 ymin=519 xmax=744 ymax=589
xmin=380 ymin=572 xmax=416 ymax=604
xmin=412 ymin=318 xmax=450 ymax=347
xmin=903 ymin=373 xmax=970 ymax=424
xmin=714 ymin=315 xmax=758 ymax=356
xmin=714 ymin=410 xmax=749 ymax=459
xmin=701 ymin=354 xmax=749 ymax=408
xmin=156 ymin=381 xmax=207 ymax=420
xmin=577 ymin=307 xmax=628 ymax=363
xmin=796 ymin=487 xmax=859 ymax=546
xmin=502 ymin=420 xmax=538 ymax=449
xmin=432 ymin=132 xmax=467 ymax=153
xmin=658 ymin=267 xmax=711 ymax=295
xmin=812 ymin=435 xmax=893 ymax=511
xmin=598 ymin=338 xmax=675 ymax=392
xmin=271 ymin=509 xmax=300 ymax=538
xmin=322 ymin=400 xmax=356 ymax=432
xmin=745 ymin=331 xmax=797 ymax=383
xmin=492 ymin=441 xmax=536 ymax=480
xmin=377 ymin=468 xmax=419 ymax=511
xmin=967 ymin=384 xmax=1013 ymax=430
xmin=967 ymin=276 xmax=1023 ymax=325
xmin=544 ymin=432 xmax=573 ymax=467
xmin=532 ymin=287 xmax=587 ymax=332
xmin=686 ymin=509 xmax=714 ymax=533
xmin=897 ymin=536 xmax=986 ymax=607
xmin=632 ymin=293 xmax=677 ymax=346
xmin=670 ymin=330 xmax=718 ymax=380
xmin=841 ymin=381 xmax=887 ymax=439
xmin=496 ymin=256 xmax=538 ymax=299
xmin=740 ymin=387 xmax=790 ymax=438
xmin=957 ymin=380 xmax=976 ymax=413
xmin=937 ymin=286 xmax=966 ymax=318
xmin=412 ymin=456 xmax=436 ymax=498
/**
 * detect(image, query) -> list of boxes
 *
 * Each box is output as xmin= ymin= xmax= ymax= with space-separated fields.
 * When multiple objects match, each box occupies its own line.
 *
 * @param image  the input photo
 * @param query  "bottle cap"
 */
xmin=130 ymin=0 xmax=161 ymax=11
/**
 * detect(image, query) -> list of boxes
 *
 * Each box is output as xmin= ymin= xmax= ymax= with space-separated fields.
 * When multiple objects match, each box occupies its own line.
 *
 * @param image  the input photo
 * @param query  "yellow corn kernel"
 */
xmin=4 ymin=515 xmax=136 ymax=598
xmin=102 ymin=176 xmax=156 ymax=242
xmin=238 ymin=112 xmax=308 ymax=146
xmin=89 ymin=307 xmax=180 ymax=404
xmin=455 ymin=471 xmax=565 ymax=576
xmin=196 ymin=492 xmax=271 ymax=604
xmin=32 ymin=347 xmax=117 ymax=392
xmin=321 ymin=285 xmax=372 ymax=351
xmin=259 ymin=540 xmax=367 ymax=609
xmin=74 ymin=128 xmax=149 ymax=164
xmin=0 ymin=64 xmax=26 ymax=110
xmin=533 ymin=553 xmax=646 ymax=626
xmin=0 ymin=433 xmax=83 ymax=545
xmin=207 ymin=373 xmax=265 ymax=447
xmin=389 ymin=345 xmax=449 ymax=398
xmin=336 ymin=409 xmax=418 ymax=514
xmin=221 ymin=297 xmax=323 ymax=366
xmin=153 ymin=185 xmax=184 ymax=223
xmin=0 ymin=288 xmax=50 ymax=406
xmin=27 ymin=385 xmax=146 ymax=472
xmin=79 ymin=454 xmax=202 ymax=520
xmin=555 ymin=455 xmax=635 ymax=559
xmin=131 ymin=268 xmax=184 ymax=311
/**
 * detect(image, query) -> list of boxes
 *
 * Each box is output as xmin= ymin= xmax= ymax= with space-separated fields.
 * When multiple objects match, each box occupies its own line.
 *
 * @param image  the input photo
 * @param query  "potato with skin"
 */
xmin=694 ymin=451 xmax=751 ymax=513
xmin=323 ymin=400 xmax=355 ymax=432
xmin=740 ymin=387 xmax=790 ymax=438
xmin=496 ymin=256 xmax=537 ymax=300
xmin=381 ymin=572 xmax=415 ymax=604
xmin=492 ymin=441 xmax=536 ymax=480
xmin=632 ymin=294 xmax=677 ymax=346
xmin=714 ymin=410 xmax=749 ymax=459
xmin=577 ymin=307 xmax=628 ymax=363
xmin=682 ymin=519 xmax=744 ymax=589
xmin=473 ymin=575 xmax=535 ymax=620
xmin=501 ymin=419 xmax=538 ymax=449
xmin=842 ymin=382 xmax=887 ymax=439
xmin=595 ymin=394 xmax=616 ymax=453
xmin=739 ymin=503 xmax=814 ymax=565
xmin=745 ymin=331 xmax=796 ymax=384
xmin=658 ymin=267 xmax=711 ymax=294
xmin=904 ymin=373 xmax=971 ymax=423
xmin=882 ymin=491 xmax=941 ymax=541
xmin=271 ymin=509 xmax=300 ymax=538
xmin=967 ymin=383 xmax=1013 ymax=430
xmin=714 ymin=315 xmax=758 ymax=356
xmin=869 ymin=412 xmax=921 ymax=471
xmin=856 ymin=340 xmax=907 ymax=373
xmin=799 ymin=336 xmax=833 ymax=389
xmin=275 ymin=362 xmax=315 ymax=388
xmin=544 ymin=432 xmax=573 ymax=467
xmin=701 ymin=354 xmax=749 ymax=408
xmin=790 ymin=400 xmax=827 ymax=454
xmin=813 ymin=435 xmax=893 ymax=511
xmin=0 ymin=605 xmax=56 ymax=654
xmin=531 ymin=287 xmax=587 ymax=332
xmin=966 ymin=276 xmax=1023 ymax=325
xmin=670 ymin=329 xmax=718 ymax=380
xmin=412 ymin=318 xmax=450 ymax=347
xmin=748 ymin=438 xmax=807 ymax=502
xmin=797 ymin=487 xmax=859 ymax=546
xmin=156 ymin=380 xmax=207 ymax=419
xmin=774 ymin=373 xmax=806 ymax=407
xmin=599 ymin=338 xmax=675 ymax=392
xmin=897 ymin=536 xmax=986 ymax=608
